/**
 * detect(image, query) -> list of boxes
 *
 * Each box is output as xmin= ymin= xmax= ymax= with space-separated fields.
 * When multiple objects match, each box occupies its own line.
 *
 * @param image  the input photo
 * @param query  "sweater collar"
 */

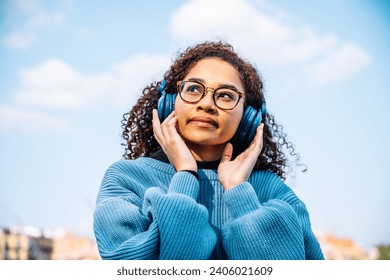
xmin=150 ymin=149 xmax=220 ymax=170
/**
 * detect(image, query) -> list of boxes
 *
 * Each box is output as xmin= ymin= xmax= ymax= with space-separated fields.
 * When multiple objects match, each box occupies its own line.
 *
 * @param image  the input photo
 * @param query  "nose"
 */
xmin=196 ymin=88 xmax=217 ymax=113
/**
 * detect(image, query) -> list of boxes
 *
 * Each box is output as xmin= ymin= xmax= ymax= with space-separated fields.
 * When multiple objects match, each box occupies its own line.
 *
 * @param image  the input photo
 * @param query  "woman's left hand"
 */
xmin=218 ymin=124 xmax=264 ymax=191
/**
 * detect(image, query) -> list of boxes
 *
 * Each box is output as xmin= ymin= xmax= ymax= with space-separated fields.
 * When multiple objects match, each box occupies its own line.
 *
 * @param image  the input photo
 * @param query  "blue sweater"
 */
xmin=93 ymin=156 xmax=324 ymax=260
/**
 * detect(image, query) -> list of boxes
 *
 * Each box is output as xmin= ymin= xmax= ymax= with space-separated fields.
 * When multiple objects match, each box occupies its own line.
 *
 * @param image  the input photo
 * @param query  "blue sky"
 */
xmin=0 ymin=0 xmax=389 ymax=251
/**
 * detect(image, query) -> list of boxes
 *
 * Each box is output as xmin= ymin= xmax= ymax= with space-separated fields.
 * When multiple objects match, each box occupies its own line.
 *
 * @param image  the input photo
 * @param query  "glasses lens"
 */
xmin=178 ymin=81 xmax=242 ymax=109
xmin=179 ymin=81 xmax=204 ymax=102
xmin=214 ymin=88 xmax=240 ymax=110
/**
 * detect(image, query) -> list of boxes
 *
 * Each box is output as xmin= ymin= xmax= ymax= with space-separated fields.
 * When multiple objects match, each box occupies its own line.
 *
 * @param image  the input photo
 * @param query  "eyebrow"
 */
xmin=186 ymin=77 xmax=242 ymax=92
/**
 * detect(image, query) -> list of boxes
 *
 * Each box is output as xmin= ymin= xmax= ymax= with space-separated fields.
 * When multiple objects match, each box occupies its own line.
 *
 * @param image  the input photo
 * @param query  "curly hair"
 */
xmin=121 ymin=41 xmax=303 ymax=180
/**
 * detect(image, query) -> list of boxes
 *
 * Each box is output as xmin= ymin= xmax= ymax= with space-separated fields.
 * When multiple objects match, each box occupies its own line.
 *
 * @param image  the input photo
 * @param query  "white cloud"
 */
xmin=170 ymin=0 xmax=328 ymax=64
xmin=14 ymin=54 xmax=170 ymax=110
xmin=169 ymin=0 xmax=370 ymax=84
xmin=4 ymin=53 xmax=169 ymax=134
xmin=26 ymin=11 xmax=65 ymax=29
xmin=16 ymin=59 xmax=90 ymax=109
xmin=305 ymin=42 xmax=371 ymax=85
xmin=0 ymin=105 xmax=72 ymax=133
xmin=14 ymin=0 xmax=40 ymax=14
xmin=111 ymin=54 xmax=170 ymax=107
xmin=1 ymin=32 xmax=37 ymax=50
xmin=2 ymin=0 xmax=66 ymax=50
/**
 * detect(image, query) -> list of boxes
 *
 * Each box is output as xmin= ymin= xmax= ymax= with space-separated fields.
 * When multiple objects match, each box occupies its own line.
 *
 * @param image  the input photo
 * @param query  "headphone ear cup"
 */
xmin=245 ymin=107 xmax=262 ymax=144
xmin=157 ymin=91 xmax=177 ymax=121
xmin=230 ymin=105 xmax=262 ymax=154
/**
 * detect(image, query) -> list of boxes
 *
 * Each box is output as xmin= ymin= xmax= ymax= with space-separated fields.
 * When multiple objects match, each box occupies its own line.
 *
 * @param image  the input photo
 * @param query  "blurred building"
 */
xmin=1 ymin=225 xmax=378 ymax=260
xmin=0 ymin=226 xmax=52 ymax=260
xmin=315 ymin=231 xmax=370 ymax=260
xmin=51 ymin=229 xmax=100 ymax=260
xmin=0 ymin=226 xmax=100 ymax=260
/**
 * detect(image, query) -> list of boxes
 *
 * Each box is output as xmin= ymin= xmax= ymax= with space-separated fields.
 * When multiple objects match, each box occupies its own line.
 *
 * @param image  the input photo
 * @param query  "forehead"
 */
xmin=183 ymin=58 xmax=244 ymax=90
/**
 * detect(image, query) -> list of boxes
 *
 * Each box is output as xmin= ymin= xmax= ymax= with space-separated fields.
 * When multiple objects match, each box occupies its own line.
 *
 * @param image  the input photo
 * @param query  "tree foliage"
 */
xmin=376 ymin=244 xmax=390 ymax=260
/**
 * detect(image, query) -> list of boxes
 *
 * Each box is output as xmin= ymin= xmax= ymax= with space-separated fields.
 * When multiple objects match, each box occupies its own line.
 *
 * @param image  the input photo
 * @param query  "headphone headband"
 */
xmin=261 ymin=102 xmax=267 ymax=118
xmin=158 ymin=80 xmax=166 ymax=94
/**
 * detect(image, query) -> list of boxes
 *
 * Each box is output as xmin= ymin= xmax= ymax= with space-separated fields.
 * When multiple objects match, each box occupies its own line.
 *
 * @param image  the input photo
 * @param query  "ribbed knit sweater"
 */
xmin=93 ymin=156 xmax=324 ymax=260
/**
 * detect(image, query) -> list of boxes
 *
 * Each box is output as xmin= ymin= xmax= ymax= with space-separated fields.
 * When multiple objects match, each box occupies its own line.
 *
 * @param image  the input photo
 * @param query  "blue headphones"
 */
xmin=157 ymin=80 xmax=266 ymax=152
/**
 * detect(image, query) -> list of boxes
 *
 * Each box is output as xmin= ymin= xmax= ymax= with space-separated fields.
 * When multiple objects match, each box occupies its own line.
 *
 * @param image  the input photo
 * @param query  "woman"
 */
xmin=93 ymin=41 xmax=324 ymax=260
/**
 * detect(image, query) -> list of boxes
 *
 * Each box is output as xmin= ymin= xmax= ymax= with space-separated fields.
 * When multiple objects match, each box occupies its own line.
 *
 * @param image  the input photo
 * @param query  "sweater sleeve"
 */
xmin=93 ymin=161 xmax=216 ymax=260
xmin=222 ymin=179 xmax=324 ymax=260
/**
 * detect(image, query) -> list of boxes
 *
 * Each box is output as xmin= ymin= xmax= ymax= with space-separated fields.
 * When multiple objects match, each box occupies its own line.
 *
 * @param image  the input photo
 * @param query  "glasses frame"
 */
xmin=176 ymin=80 xmax=244 ymax=110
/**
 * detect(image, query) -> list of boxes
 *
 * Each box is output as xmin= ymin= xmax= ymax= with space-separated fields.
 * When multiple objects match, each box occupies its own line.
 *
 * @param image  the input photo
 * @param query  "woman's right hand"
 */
xmin=152 ymin=109 xmax=197 ymax=172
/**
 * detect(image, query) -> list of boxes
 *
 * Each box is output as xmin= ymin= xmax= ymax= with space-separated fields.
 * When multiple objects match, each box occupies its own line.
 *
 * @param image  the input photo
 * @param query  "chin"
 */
xmin=179 ymin=127 xmax=233 ymax=146
xmin=183 ymin=134 xmax=228 ymax=146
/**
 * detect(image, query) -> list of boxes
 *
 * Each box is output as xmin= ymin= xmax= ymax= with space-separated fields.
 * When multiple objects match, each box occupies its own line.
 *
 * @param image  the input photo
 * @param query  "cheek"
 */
xmin=232 ymin=107 xmax=244 ymax=127
xmin=174 ymin=96 xmax=185 ymax=116
xmin=222 ymin=110 xmax=243 ymax=137
xmin=173 ymin=99 xmax=187 ymax=130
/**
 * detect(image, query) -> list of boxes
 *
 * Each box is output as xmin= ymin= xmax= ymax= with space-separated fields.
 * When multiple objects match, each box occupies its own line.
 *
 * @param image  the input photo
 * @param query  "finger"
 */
xmin=152 ymin=109 xmax=161 ymax=134
xmin=161 ymin=110 xmax=176 ymax=125
xmin=249 ymin=123 xmax=264 ymax=152
xmin=160 ymin=112 xmax=178 ymax=140
xmin=220 ymin=143 xmax=233 ymax=163
xmin=152 ymin=109 xmax=162 ymax=142
xmin=238 ymin=123 xmax=264 ymax=161
xmin=152 ymin=109 xmax=160 ymax=125
xmin=241 ymin=127 xmax=264 ymax=168
xmin=165 ymin=111 xmax=177 ymax=127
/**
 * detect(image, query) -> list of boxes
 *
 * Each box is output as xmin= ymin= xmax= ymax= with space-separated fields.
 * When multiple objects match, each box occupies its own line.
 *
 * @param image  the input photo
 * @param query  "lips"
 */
xmin=189 ymin=116 xmax=218 ymax=127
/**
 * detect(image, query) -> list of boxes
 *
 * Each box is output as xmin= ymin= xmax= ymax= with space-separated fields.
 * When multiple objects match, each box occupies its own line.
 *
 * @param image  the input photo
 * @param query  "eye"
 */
xmin=215 ymin=90 xmax=236 ymax=101
xmin=186 ymin=84 xmax=202 ymax=93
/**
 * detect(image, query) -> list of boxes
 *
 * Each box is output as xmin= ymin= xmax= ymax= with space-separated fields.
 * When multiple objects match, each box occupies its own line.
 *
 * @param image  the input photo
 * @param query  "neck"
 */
xmin=185 ymin=141 xmax=225 ymax=162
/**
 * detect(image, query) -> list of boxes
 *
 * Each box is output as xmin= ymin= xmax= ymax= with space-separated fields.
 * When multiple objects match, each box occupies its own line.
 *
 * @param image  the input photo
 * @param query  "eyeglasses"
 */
xmin=177 ymin=80 xmax=244 ymax=110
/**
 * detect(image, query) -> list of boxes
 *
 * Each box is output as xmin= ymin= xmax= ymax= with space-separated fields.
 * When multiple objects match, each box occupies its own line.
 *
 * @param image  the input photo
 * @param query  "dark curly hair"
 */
xmin=121 ymin=41 xmax=303 ymax=180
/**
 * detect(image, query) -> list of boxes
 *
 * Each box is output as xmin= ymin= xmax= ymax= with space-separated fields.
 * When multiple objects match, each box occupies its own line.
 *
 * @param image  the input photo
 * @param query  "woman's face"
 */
xmin=174 ymin=57 xmax=245 ymax=150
